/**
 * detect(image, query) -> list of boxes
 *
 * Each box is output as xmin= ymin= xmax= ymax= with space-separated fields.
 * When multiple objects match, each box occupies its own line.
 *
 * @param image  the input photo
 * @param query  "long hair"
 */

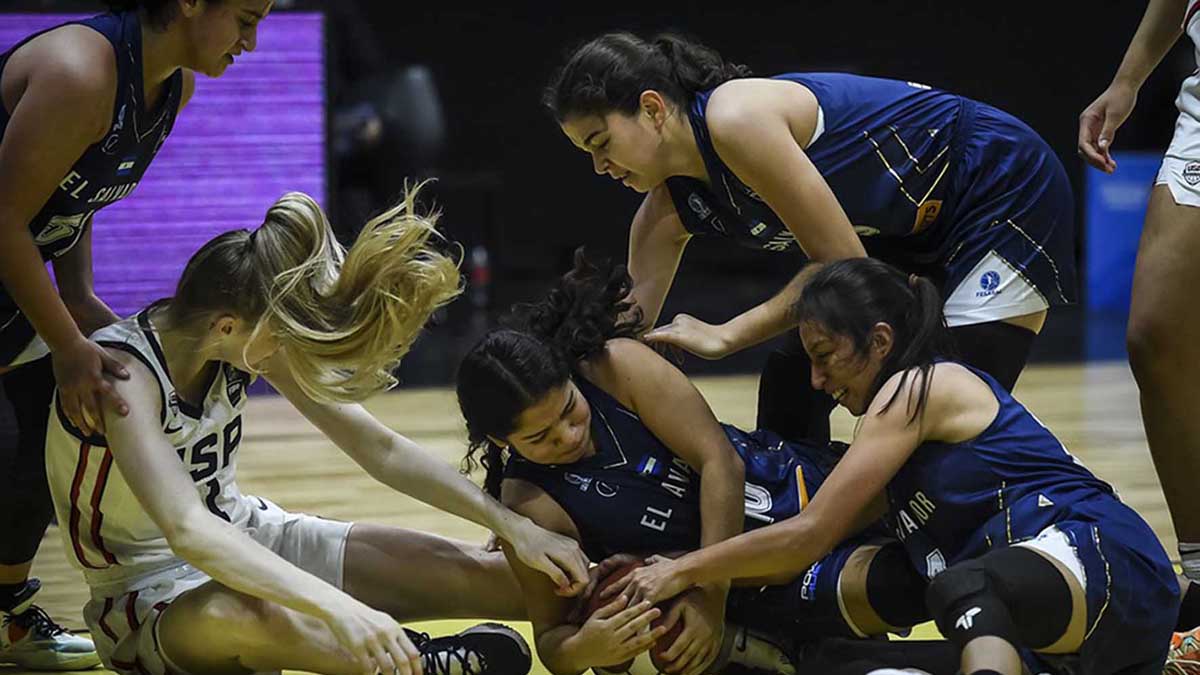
xmin=456 ymin=250 xmax=642 ymax=497
xmin=544 ymin=31 xmax=751 ymax=121
xmin=161 ymin=182 xmax=461 ymax=403
xmin=792 ymin=258 xmax=957 ymax=424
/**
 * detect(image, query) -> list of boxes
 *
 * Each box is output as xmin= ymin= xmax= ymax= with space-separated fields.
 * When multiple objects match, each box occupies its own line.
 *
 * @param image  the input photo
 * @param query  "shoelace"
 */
xmin=2 ymin=606 xmax=68 ymax=639
xmin=408 ymin=631 xmax=485 ymax=675
xmin=1165 ymin=658 xmax=1200 ymax=675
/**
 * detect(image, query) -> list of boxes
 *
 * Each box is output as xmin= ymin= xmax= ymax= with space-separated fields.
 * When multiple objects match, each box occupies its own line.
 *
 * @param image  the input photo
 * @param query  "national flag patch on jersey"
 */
xmin=117 ymin=158 xmax=136 ymax=176
xmin=637 ymin=456 xmax=663 ymax=478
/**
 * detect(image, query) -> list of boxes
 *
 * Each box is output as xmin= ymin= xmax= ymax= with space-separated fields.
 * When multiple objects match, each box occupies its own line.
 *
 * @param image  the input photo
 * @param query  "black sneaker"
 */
xmin=405 ymin=622 xmax=532 ymax=675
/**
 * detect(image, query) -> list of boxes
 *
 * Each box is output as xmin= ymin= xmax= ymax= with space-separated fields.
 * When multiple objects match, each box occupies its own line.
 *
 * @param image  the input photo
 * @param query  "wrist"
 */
xmin=1110 ymin=74 xmax=1144 ymax=93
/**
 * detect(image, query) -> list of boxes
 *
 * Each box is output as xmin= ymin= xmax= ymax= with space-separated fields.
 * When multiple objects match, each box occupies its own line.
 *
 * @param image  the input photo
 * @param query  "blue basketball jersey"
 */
xmin=885 ymin=362 xmax=1128 ymax=579
xmin=0 ymin=11 xmax=183 ymax=355
xmin=505 ymin=374 xmax=835 ymax=561
xmin=667 ymin=73 xmax=972 ymax=261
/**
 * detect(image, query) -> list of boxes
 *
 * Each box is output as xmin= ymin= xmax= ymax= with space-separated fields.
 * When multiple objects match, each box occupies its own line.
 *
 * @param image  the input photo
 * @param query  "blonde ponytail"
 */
xmin=164 ymin=182 xmax=461 ymax=403
xmin=257 ymin=182 xmax=462 ymax=402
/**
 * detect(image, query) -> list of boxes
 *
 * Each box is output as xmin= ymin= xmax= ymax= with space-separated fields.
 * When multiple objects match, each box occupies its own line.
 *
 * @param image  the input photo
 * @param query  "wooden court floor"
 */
xmin=1 ymin=361 xmax=1176 ymax=675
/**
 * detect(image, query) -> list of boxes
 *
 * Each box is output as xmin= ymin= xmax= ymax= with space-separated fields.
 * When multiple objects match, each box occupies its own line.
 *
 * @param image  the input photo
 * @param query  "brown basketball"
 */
xmin=584 ymin=561 xmax=683 ymax=674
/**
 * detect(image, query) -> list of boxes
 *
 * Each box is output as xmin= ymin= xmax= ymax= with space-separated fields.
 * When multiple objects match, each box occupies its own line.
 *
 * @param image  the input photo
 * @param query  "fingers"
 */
xmin=1077 ymin=113 xmax=1114 ymax=174
xmin=366 ymin=639 xmax=399 ymax=675
xmin=539 ymin=556 xmax=570 ymax=592
xmin=391 ymin=630 xmax=423 ymax=675
xmin=555 ymin=545 xmax=591 ymax=595
xmin=591 ymin=593 xmax=632 ymax=620
xmin=99 ymin=349 xmax=130 ymax=380
xmin=615 ymin=604 xmax=661 ymax=641
xmin=599 ymin=572 xmax=633 ymax=600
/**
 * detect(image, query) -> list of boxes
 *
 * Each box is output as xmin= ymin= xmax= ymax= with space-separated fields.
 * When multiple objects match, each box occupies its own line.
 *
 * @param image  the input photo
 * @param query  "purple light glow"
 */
xmin=1 ymin=12 xmax=325 ymax=317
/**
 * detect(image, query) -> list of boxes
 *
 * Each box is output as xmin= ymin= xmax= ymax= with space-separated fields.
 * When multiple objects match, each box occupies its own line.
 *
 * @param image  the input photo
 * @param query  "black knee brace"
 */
xmin=865 ymin=542 xmax=932 ymax=628
xmin=927 ymin=547 xmax=1074 ymax=652
xmin=926 ymin=560 xmax=1019 ymax=650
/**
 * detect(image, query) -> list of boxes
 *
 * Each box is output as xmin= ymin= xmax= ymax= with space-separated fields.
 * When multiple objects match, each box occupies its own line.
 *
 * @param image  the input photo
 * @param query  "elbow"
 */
xmin=163 ymin=515 xmax=221 ymax=566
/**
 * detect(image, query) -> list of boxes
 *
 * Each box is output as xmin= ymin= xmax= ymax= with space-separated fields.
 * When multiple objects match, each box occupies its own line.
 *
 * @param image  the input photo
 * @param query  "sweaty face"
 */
xmin=503 ymin=380 xmax=595 ymax=465
xmin=799 ymin=321 xmax=887 ymax=417
xmin=560 ymin=111 xmax=669 ymax=194
xmin=183 ymin=0 xmax=274 ymax=77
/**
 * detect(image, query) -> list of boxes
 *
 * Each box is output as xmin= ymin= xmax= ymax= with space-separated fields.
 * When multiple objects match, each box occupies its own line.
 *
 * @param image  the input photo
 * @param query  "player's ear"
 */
xmin=178 ymin=0 xmax=205 ymax=19
xmin=486 ymin=434 xmax=509 ymax=450
xmin=638 ymin=90 xmax=670 ymax=128
xmin=210 ymin=314 xmax=237 ymax=337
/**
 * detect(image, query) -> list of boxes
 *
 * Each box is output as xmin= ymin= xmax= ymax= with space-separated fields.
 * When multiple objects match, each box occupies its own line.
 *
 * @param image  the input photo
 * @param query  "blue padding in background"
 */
xmin=1084 ymin=153 xmax=1161 ymax=314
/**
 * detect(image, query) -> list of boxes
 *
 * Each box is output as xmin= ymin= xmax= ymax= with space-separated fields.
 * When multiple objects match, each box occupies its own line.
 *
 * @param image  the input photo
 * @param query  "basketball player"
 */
xmin=546 ymin=32 xmax=1075 ymax=446
xmin=609 ymin=258 xmax=1178 ymax=675
xmin=455 ymin=252 xmax=961 ymax=675
xmin=41 ymin=186 xmax=590 ymax=675
xmin=0 ymin=1 xmax=270 ymax=666
xmin=1078 ymin=0 xmax=1200 ymax=634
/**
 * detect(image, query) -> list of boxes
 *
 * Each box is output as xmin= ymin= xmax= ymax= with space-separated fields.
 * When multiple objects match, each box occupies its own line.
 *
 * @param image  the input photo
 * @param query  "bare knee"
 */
xmin=1126 ymin=310 xmax=1176 ymax=381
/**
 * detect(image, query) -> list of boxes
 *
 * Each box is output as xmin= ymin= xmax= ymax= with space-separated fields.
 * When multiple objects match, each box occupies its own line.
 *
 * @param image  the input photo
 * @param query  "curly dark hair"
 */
xmin=456 ymin=248 xmax=643 ymax=497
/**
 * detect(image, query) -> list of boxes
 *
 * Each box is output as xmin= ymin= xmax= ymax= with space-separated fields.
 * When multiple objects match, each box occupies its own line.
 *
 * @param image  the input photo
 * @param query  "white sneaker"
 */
xmin=0 ymin=604 xmax=101 ymax=671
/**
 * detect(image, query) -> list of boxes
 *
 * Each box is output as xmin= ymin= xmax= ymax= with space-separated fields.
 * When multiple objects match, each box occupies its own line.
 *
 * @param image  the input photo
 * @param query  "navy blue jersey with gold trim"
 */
xmin=505 ymin=374 xmax=838 ymax=561
xmin=0 ymin=11 xmax=183 ymax=352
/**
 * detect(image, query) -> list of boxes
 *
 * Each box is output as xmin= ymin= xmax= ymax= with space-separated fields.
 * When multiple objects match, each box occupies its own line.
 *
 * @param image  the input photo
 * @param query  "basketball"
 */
xmin=585 ymin=561 xmax=684 ymax=675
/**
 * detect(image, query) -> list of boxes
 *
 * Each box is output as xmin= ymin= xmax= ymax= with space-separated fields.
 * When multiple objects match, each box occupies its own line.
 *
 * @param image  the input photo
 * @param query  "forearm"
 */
xmin=676 ymin=516 xmax=831 ymax=588
xmin=721 ymin=262 xmax=824 ymax=353
xmin=697 ymin=456 xmax=745 ymax=591
xmin=62 ymin=293 xmax=120 ymax=337
xmin=0 ymin=228 xmax=82 ymax=351
xmin=1112 ymin=0 xmax=1187 ymax=89
xmin=171 ymin=515 xmax=344 ymax=620
xmin=373 ymin=435 xmax=526 ymax=539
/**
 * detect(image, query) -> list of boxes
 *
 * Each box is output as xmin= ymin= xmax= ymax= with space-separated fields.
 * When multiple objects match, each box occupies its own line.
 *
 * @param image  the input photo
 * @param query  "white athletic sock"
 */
xmin=1180 ymin=542 xmax=1200 ymax=582
xmin=720 ymin=625 xmax=796 ymax=675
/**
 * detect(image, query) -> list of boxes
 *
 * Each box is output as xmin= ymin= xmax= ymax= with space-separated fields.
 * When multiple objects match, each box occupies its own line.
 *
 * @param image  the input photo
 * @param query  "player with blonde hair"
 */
xmin=43 ymin=184 xmax=590 ymax=675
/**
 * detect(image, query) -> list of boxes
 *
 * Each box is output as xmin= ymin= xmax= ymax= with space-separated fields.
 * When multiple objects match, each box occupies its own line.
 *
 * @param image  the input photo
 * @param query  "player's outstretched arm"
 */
xmin=608 ymin=370 xmax=926 ymax=607
xmin=644 ymin=80 xmax=865 ymax=360
xmin=626 ymin=186 xmax=692 ymax=331
xmin=264 ymin=350 xmax=592 ymax=595
xmin=101 ymin=352 xmax=421 ymax=675
xmin=1079 ymin=0 xmax=1188 ymax=172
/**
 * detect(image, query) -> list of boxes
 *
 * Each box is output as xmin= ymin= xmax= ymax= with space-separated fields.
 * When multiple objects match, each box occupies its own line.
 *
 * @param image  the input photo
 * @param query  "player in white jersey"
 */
xmin=43 ymin=184 xmax=591 ymax=675
xmin=1078 ymin=0 xmax=1200 ymax=643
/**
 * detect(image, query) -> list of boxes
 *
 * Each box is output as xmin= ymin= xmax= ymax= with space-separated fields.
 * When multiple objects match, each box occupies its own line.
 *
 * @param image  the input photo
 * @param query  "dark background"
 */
xmin=14 ymin=0 xmax=1193 ymax=382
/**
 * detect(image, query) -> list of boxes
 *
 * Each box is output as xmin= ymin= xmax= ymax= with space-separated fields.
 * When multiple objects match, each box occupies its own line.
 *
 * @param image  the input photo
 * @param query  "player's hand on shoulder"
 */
xmin=54 ymin=339 xmax=130 ymax=436
xmin=642 ymin=314 xmax=733 ymax=360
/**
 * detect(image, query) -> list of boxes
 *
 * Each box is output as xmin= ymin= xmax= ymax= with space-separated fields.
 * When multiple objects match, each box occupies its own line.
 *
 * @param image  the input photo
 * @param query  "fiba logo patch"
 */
xmin=976 ymin=271 xmax=1002 ymax=298
xmin=687 ymin=193 xmax=712 ymax=219
xmin=1185 ymin=162 xmax=1200 ymax=186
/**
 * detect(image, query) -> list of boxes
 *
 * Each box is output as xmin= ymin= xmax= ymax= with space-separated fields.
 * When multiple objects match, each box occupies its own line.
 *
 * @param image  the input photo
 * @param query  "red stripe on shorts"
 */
xmin=68 ymin=443 xmax=100 ymax=569
xmin=89 ymin=449 xmax=119 ymax=565
xmin=97 ymin=596 xmax=120 ymax=644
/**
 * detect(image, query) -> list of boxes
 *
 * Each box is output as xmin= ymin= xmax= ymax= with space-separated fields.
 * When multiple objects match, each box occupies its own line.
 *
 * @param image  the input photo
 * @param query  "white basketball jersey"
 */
xmin=1168 ymin=1 xmax=1200 ymax=158
xmin=45 ymin=311 xmax=256 ymax=593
